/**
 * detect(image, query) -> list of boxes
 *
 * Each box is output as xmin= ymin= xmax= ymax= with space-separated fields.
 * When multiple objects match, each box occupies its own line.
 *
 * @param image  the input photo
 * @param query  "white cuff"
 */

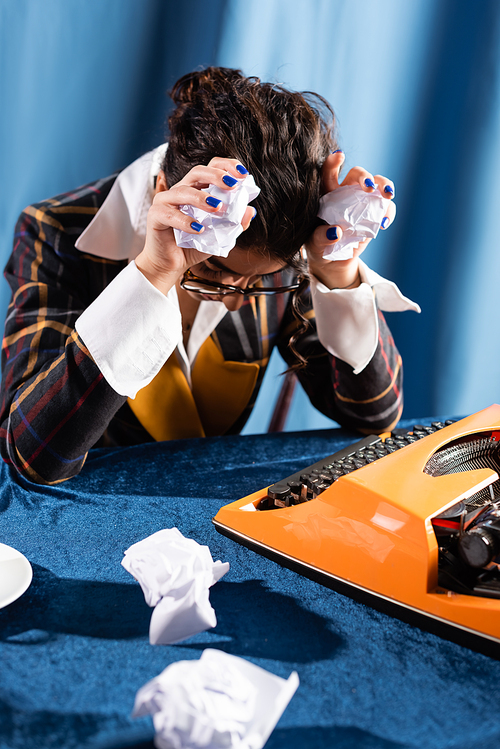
xmin=75 ymin=261 xmax=182 ymax=397
xmin=311 ymin=260 xmax=420 ymax=374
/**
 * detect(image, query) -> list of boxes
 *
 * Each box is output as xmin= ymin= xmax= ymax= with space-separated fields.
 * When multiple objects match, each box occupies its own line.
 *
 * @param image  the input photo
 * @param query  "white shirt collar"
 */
xmin=75 ymin=144 xmax=167 ymax=262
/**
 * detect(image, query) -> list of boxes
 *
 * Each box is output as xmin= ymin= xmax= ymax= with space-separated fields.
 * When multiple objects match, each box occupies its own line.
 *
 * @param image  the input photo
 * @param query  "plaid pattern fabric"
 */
xmin=1 ymin=174 xmax=403 ymax=485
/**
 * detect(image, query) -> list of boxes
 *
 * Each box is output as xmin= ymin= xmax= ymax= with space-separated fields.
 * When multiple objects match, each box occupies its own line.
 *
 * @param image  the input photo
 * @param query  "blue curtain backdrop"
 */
xmin=1 ymin=0 xmax=500 ymax=432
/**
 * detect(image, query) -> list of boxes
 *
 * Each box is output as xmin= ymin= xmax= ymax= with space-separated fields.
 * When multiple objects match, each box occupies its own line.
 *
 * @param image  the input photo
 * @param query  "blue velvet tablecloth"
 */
xmin=1 ymin=419 xmax=500 ymax=749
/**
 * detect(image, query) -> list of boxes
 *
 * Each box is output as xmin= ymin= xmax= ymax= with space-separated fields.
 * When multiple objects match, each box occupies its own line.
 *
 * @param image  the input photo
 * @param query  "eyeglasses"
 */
xmin=180 ymin=269 xmax=301 ymax=296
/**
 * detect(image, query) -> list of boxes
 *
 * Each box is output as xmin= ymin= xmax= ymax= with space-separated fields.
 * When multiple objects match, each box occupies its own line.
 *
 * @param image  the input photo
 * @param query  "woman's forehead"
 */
xmin=205 ymin=249 xmax=287 ymax=275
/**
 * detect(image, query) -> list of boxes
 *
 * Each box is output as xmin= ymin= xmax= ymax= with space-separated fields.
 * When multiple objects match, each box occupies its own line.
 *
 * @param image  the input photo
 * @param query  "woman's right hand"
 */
xmin=134 ymin=158 xmax=255 ymax=295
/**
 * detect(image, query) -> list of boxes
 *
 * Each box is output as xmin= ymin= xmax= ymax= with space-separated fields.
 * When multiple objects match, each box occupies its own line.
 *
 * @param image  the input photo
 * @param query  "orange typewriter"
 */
xmin=213 ymin=404 xmax=500 ymax=656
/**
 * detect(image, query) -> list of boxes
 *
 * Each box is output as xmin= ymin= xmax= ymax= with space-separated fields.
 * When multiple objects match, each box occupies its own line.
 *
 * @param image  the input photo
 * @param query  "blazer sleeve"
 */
xmin=0 ymin=205 xmax=128 ymax=485
xmin=277 ymin=283 xmax=403 ymax=433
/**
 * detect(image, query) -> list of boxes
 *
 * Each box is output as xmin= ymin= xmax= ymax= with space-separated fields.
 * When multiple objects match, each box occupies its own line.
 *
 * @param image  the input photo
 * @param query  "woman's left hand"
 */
xmin=305 ymin=151 xmax=396 ymax=289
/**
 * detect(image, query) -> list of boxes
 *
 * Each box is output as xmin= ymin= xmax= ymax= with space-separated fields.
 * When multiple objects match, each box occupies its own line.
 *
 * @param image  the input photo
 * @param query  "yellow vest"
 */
xmin=128 ymin=336 xmax=259 ymax=441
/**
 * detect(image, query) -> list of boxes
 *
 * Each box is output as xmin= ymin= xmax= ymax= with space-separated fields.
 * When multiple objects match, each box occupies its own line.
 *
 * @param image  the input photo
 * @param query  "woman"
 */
xmin=0 ymin=67 xmax=418 ymax=484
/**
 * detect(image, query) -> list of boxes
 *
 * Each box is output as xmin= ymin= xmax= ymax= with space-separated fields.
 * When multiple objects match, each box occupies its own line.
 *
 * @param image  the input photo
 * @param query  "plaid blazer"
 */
xmin=1 ymin=173 xmax=403 ymax=484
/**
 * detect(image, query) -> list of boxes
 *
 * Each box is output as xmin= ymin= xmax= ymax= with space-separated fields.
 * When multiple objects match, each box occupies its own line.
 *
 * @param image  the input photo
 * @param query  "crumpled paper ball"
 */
xmin=317 ymin=184 xmax=388 ymax=261
xmin=122 ymin=528 xmax=229 ymax=644
xmin=173 ymin=175 xmax=260 ymax=256
xmin=133 ymin=648 xmax=299 ymax=749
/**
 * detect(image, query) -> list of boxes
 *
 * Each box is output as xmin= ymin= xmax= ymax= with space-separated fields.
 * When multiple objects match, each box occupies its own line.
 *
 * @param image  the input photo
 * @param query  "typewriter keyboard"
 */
xmin=261 ymin=421 xmax=455 ymax=510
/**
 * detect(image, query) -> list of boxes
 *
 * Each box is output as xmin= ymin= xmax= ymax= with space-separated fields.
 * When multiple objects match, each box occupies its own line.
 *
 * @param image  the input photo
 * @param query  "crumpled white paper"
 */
xmin=317 ymin=184 xmax=388 ymax=261
xmin=173 ymin=175 xmax=260 ymax=257
xmin=133 ymin=648 xmax=299 ymax=749
xmin=122 ymin=528 xmax=229 ymax=645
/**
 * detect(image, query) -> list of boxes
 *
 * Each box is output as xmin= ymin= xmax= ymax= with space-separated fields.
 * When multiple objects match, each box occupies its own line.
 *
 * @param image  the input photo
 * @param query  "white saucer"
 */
xmin=0 ymin=542 xmax=33 ymax=608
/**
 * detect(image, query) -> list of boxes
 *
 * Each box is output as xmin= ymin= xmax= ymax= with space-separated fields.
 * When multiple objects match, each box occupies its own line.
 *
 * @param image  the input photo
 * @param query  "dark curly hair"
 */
xmin=162 ymin=67 xmax=338 ymax=369
xmin=162 ymin=66 xmax=337 ymax=264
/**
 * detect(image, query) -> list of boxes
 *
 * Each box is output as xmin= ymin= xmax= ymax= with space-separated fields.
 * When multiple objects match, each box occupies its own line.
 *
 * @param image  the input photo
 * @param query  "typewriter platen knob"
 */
xmin=458 ymin=527 xmax=500 ymax=568
xmin=267 ymin=484 xmax=291 ymax=506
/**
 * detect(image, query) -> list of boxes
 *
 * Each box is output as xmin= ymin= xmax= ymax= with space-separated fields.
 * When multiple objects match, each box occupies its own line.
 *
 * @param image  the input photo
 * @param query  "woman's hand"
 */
xmin=135 ymin=157 xmax=255 ymax=295
xmin=305 ymin=151 xmax=396 ymax=289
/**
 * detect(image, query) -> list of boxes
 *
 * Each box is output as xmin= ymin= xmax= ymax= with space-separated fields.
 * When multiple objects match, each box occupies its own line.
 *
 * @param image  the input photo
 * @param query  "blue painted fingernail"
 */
xmin=333 ymin=149 xmax=343 ymax=154
xmin=191 ymin=221 xmax=204 ymax=232
xmin=384 ymin=185 xmax=394 ymax=196
xmin=236 ymin=164 xmax=248 ymax=175
xmin=223 ymin=175 xmax=238 ymax=187
xmin=206 ymin=196 xmax=221 ymax=208
xmin=364 ymin=178 xmax=376 ymax=189
xmin=381 ymin=217 xmax=389 ymax=229
xmin=251 ymin=208 xmax=257 ymax=221
xmin=326 ymin=227 xmax=339 ymax=241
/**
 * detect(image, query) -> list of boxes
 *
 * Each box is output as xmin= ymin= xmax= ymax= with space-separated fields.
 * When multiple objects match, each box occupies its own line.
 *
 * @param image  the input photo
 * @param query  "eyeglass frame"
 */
xmin=179 ymin=269 xmax=301 ymax=297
